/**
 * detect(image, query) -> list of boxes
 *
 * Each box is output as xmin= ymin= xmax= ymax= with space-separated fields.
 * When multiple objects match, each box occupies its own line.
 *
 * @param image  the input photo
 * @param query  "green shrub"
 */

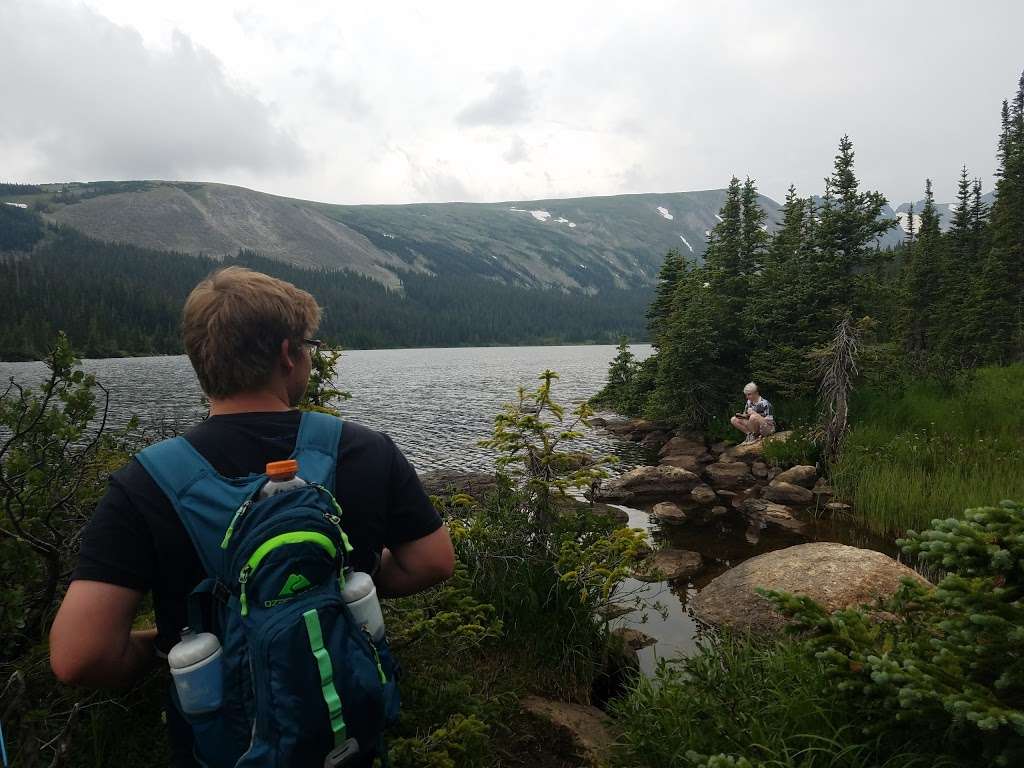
xmin=765 ymin=500 xmax=1024 ymax=767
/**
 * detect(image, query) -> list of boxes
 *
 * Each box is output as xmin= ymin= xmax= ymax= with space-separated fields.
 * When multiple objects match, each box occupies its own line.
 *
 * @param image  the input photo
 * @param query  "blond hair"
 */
xmin=182 ymin=267 xmax=321 ymax=397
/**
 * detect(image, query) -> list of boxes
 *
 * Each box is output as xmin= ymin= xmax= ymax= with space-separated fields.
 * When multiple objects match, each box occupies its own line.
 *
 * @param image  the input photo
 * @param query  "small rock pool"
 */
xmin=602 ymin=478 xmax=898 ymax=676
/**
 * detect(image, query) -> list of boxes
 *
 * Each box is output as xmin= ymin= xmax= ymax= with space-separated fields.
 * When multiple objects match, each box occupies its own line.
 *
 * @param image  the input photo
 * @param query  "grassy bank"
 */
xmin=832 ymin=364 xmax=1024 ymax=536
xmin=611 ymin=637 xmax=954 ymax=768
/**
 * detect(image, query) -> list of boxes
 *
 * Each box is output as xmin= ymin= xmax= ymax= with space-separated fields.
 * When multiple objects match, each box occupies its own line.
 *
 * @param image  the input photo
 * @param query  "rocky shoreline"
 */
xmin=584 ymin=416 xmax=924 ymax=631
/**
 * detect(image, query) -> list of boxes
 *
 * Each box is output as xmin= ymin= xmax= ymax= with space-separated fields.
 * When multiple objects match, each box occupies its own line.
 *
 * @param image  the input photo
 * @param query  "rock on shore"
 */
xmin=692 ymin=542 xmax=930 ymax=633
xmin=592 ymin=465 xmax=700 ymax=503
xmin=636 ymin=548 xmax=703 ymax=582
xmin=418 ymin=470 xmax=497 ymax=499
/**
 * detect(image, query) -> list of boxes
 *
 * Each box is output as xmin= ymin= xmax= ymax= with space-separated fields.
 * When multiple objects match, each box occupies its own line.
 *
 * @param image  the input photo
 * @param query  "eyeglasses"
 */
xmin=302 ymin=338 xmax=323 ymax=354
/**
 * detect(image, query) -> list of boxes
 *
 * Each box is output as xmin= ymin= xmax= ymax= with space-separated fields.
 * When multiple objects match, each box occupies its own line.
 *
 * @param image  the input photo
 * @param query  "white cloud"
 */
xmin=0 ymin=0 xmax=303 ymax=181
xmin=456 ymin=68 xmax=535 ymax=127
xmin=2 ymin=0 xmax=1022 ymax=205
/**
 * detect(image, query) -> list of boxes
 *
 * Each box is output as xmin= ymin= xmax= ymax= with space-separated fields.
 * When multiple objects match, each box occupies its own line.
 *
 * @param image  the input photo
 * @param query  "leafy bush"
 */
xmin=765 ymin=500 xmax=1024 ymax=767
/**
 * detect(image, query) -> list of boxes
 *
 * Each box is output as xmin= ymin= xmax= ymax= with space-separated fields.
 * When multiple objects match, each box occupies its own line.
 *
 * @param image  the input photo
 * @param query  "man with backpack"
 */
xmin=49 ymin=267 xmax=455 ymax=767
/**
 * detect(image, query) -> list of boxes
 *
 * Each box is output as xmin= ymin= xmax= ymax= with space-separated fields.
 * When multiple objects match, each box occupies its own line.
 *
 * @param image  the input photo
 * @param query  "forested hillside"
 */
xmin=0 ymin=222 xmax=651 ymax=360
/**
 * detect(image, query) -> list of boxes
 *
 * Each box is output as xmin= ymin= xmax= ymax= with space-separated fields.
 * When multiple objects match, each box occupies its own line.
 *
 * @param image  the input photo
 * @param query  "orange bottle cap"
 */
xmin=266 ymin=459 xmax=299 ymax=478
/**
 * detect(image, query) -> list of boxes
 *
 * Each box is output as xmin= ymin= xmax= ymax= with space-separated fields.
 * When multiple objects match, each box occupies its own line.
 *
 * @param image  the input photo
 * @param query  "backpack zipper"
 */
xmin=220 ymin=498 xmax=255 ymax=550
xmin=238 ymin=531 xmax=337 ymax=616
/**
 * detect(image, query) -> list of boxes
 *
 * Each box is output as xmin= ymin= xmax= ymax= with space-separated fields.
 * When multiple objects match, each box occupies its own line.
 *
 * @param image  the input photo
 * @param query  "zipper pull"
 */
xmin=239 ymin=565 xmax=252 ymax=616
xmin=220 ymin=499 xmax=253 ymax=550
xmin=363 ymin=628 xmax=387 ymax=684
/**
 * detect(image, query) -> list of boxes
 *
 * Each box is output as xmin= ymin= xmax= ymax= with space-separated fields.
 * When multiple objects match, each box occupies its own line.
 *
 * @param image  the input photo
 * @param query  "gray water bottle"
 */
xmin=341 ymin=570 xmax=385 ymax=642
xmin=168 ymin=627 xmax=224 ymax=716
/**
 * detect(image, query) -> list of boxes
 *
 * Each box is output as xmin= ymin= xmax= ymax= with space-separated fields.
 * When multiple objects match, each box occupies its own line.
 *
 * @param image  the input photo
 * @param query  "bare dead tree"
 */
xmin=816 ymin=314 xmax=861 ymax=463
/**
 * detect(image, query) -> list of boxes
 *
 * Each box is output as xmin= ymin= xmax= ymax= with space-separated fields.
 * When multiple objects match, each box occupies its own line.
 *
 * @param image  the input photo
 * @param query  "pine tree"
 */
xmin=646 ymin=249 xmax=685 ymax=344
xmin=980 ymin=71 xmax=1024 ymax=361
xmin=740 ymin=177 xmax=769 ymax=275
xmin=647 ymin=179 xmax=749 ymax=426
xmin=903 ymin=180 xmax=942 ymax=358
xmin=817 ymin=136 xmax=896 ymax=316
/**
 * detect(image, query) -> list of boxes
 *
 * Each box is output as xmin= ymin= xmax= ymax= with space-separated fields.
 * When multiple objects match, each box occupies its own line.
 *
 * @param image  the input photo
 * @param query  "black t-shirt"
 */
xmin=72 ymin=411 xmax=441 ymax=654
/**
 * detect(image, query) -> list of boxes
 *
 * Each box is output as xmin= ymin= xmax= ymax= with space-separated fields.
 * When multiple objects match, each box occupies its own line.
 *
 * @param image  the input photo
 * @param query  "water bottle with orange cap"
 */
xmin=259 ymin=459 xmax=307 ymax=499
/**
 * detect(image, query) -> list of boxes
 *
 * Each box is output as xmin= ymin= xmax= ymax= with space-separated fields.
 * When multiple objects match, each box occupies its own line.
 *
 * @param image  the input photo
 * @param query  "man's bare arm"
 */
xmin=375 ymin=526 xmax=455 ymax=598
xmin=50 ymin=580 xmax=156 ymax=688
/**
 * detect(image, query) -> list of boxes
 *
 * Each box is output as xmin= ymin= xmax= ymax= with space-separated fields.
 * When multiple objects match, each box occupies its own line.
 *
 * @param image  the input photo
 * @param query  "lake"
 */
xmin=1 ymin=345 xmax=650 ymax=470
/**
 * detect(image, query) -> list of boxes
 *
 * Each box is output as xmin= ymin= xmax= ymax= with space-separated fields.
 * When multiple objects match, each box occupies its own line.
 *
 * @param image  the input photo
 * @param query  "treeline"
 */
xmin=0 ymin=225 xmax=651 ymax=360
xmin=598 ymin=71 xmax=1024 ymax=426
xmin=0 ymin=182 xmax=44 ymax=195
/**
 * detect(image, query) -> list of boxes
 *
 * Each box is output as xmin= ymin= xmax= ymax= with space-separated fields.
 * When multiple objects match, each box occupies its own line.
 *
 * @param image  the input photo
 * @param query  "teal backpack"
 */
xmin=136 ymin=411 xmax=400 ymax=767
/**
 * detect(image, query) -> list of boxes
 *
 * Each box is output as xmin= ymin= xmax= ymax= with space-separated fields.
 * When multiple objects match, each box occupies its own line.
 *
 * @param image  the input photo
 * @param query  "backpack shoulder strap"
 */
xmin=135 ymin=436 xmax=263 ymax=579
xmin=293 ymin=411 xmax=343 ymax=489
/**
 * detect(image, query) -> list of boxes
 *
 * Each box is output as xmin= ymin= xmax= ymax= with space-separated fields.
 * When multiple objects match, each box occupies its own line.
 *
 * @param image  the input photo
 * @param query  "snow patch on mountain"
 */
xmin=657 ymin=206 xmax=674 ymax=220
xmin=679 ymin=235 xmax=693 ymax=253
xmin=554 ymin=216 xmax=577 ymax=228
xmin=714 ymin=214 xmax=724 ymax=223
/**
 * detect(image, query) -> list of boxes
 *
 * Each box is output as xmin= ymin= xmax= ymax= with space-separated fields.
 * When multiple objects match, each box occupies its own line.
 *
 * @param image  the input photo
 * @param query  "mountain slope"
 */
xmin=313 ymin=190 xmax=782 ymax=291
xmin=48 ymin=182 xmax=413 ymax=288
xmin=16 ymin=181 xmax=783 ymax=292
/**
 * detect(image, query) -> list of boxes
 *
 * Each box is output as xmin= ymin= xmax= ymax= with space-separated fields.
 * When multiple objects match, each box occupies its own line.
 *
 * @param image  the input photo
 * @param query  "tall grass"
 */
xmin=832 ymin=364 xmax=1024 ymax=536
xmin=610 ymin=636 xmax=959 ymax=768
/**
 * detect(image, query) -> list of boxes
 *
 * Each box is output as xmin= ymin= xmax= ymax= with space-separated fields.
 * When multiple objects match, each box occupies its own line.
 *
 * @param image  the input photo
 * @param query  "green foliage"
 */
xmin=388 ymin=714 xmax=490 ymax=768
xmin=0 ymin=204 xmax=45 ymax=252
xmin=481 ymin=370 xmax=614 ymax=538
xmin=0 ymin=334 xmax=164 ymax=766
xmin=611 ymin=636 xmax=944 ymax=768
xmin=301 ymin=346 xmax=351 ymax=415
xmin=591 ymin=338 xmax=651 ymax=415
xmin=0 ymin=333 xmax=135 ymax=653
xmin=761 ymin=427 xmax=821 ymax=468
xmin=831 ymin=365 xmax=1024 ymax=535
xmin=764 ymin=500 xmax=1024 ymax=767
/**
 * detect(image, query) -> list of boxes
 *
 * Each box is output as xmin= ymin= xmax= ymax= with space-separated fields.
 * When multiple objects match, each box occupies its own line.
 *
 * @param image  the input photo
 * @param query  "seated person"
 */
xmin=730 ymin=382 xmax=775 ymax=443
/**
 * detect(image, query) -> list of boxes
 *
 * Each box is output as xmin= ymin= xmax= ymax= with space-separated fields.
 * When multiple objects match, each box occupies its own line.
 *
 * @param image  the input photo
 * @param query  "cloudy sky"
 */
xmin=2 ymin=0 xmax=1022 ymax=206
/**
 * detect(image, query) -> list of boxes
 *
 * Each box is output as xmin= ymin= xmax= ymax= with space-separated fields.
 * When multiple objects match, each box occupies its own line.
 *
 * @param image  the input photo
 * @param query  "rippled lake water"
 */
xmin=2 ymin=345 xmax=652 ymax=470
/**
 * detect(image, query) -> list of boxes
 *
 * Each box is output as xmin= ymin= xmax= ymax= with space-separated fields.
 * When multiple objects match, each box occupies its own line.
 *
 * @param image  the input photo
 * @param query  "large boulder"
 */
xmin=658 ymin=434 xmax=706 ymax=458
xmin=704 ymin=461 xmax=754 ymax=491
xmin=660 ymin=454 xmax=702 ymax=473
xmin=692 ymin=542 xmax=930 ymax=633
xmin=593 ymin=465 xmax=700 ymax=503
xmin=652 ymin=501 xmax=688 ymax=525
xmin=419 ymin=470 xmax=497 ymax=499
xmin=774 ymin=465 xmax=818 ymax=488
xmin=637 ymin=548 xmax=703 ymax=582
xmin=763 ymin=480 xmax=814 ymax=506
